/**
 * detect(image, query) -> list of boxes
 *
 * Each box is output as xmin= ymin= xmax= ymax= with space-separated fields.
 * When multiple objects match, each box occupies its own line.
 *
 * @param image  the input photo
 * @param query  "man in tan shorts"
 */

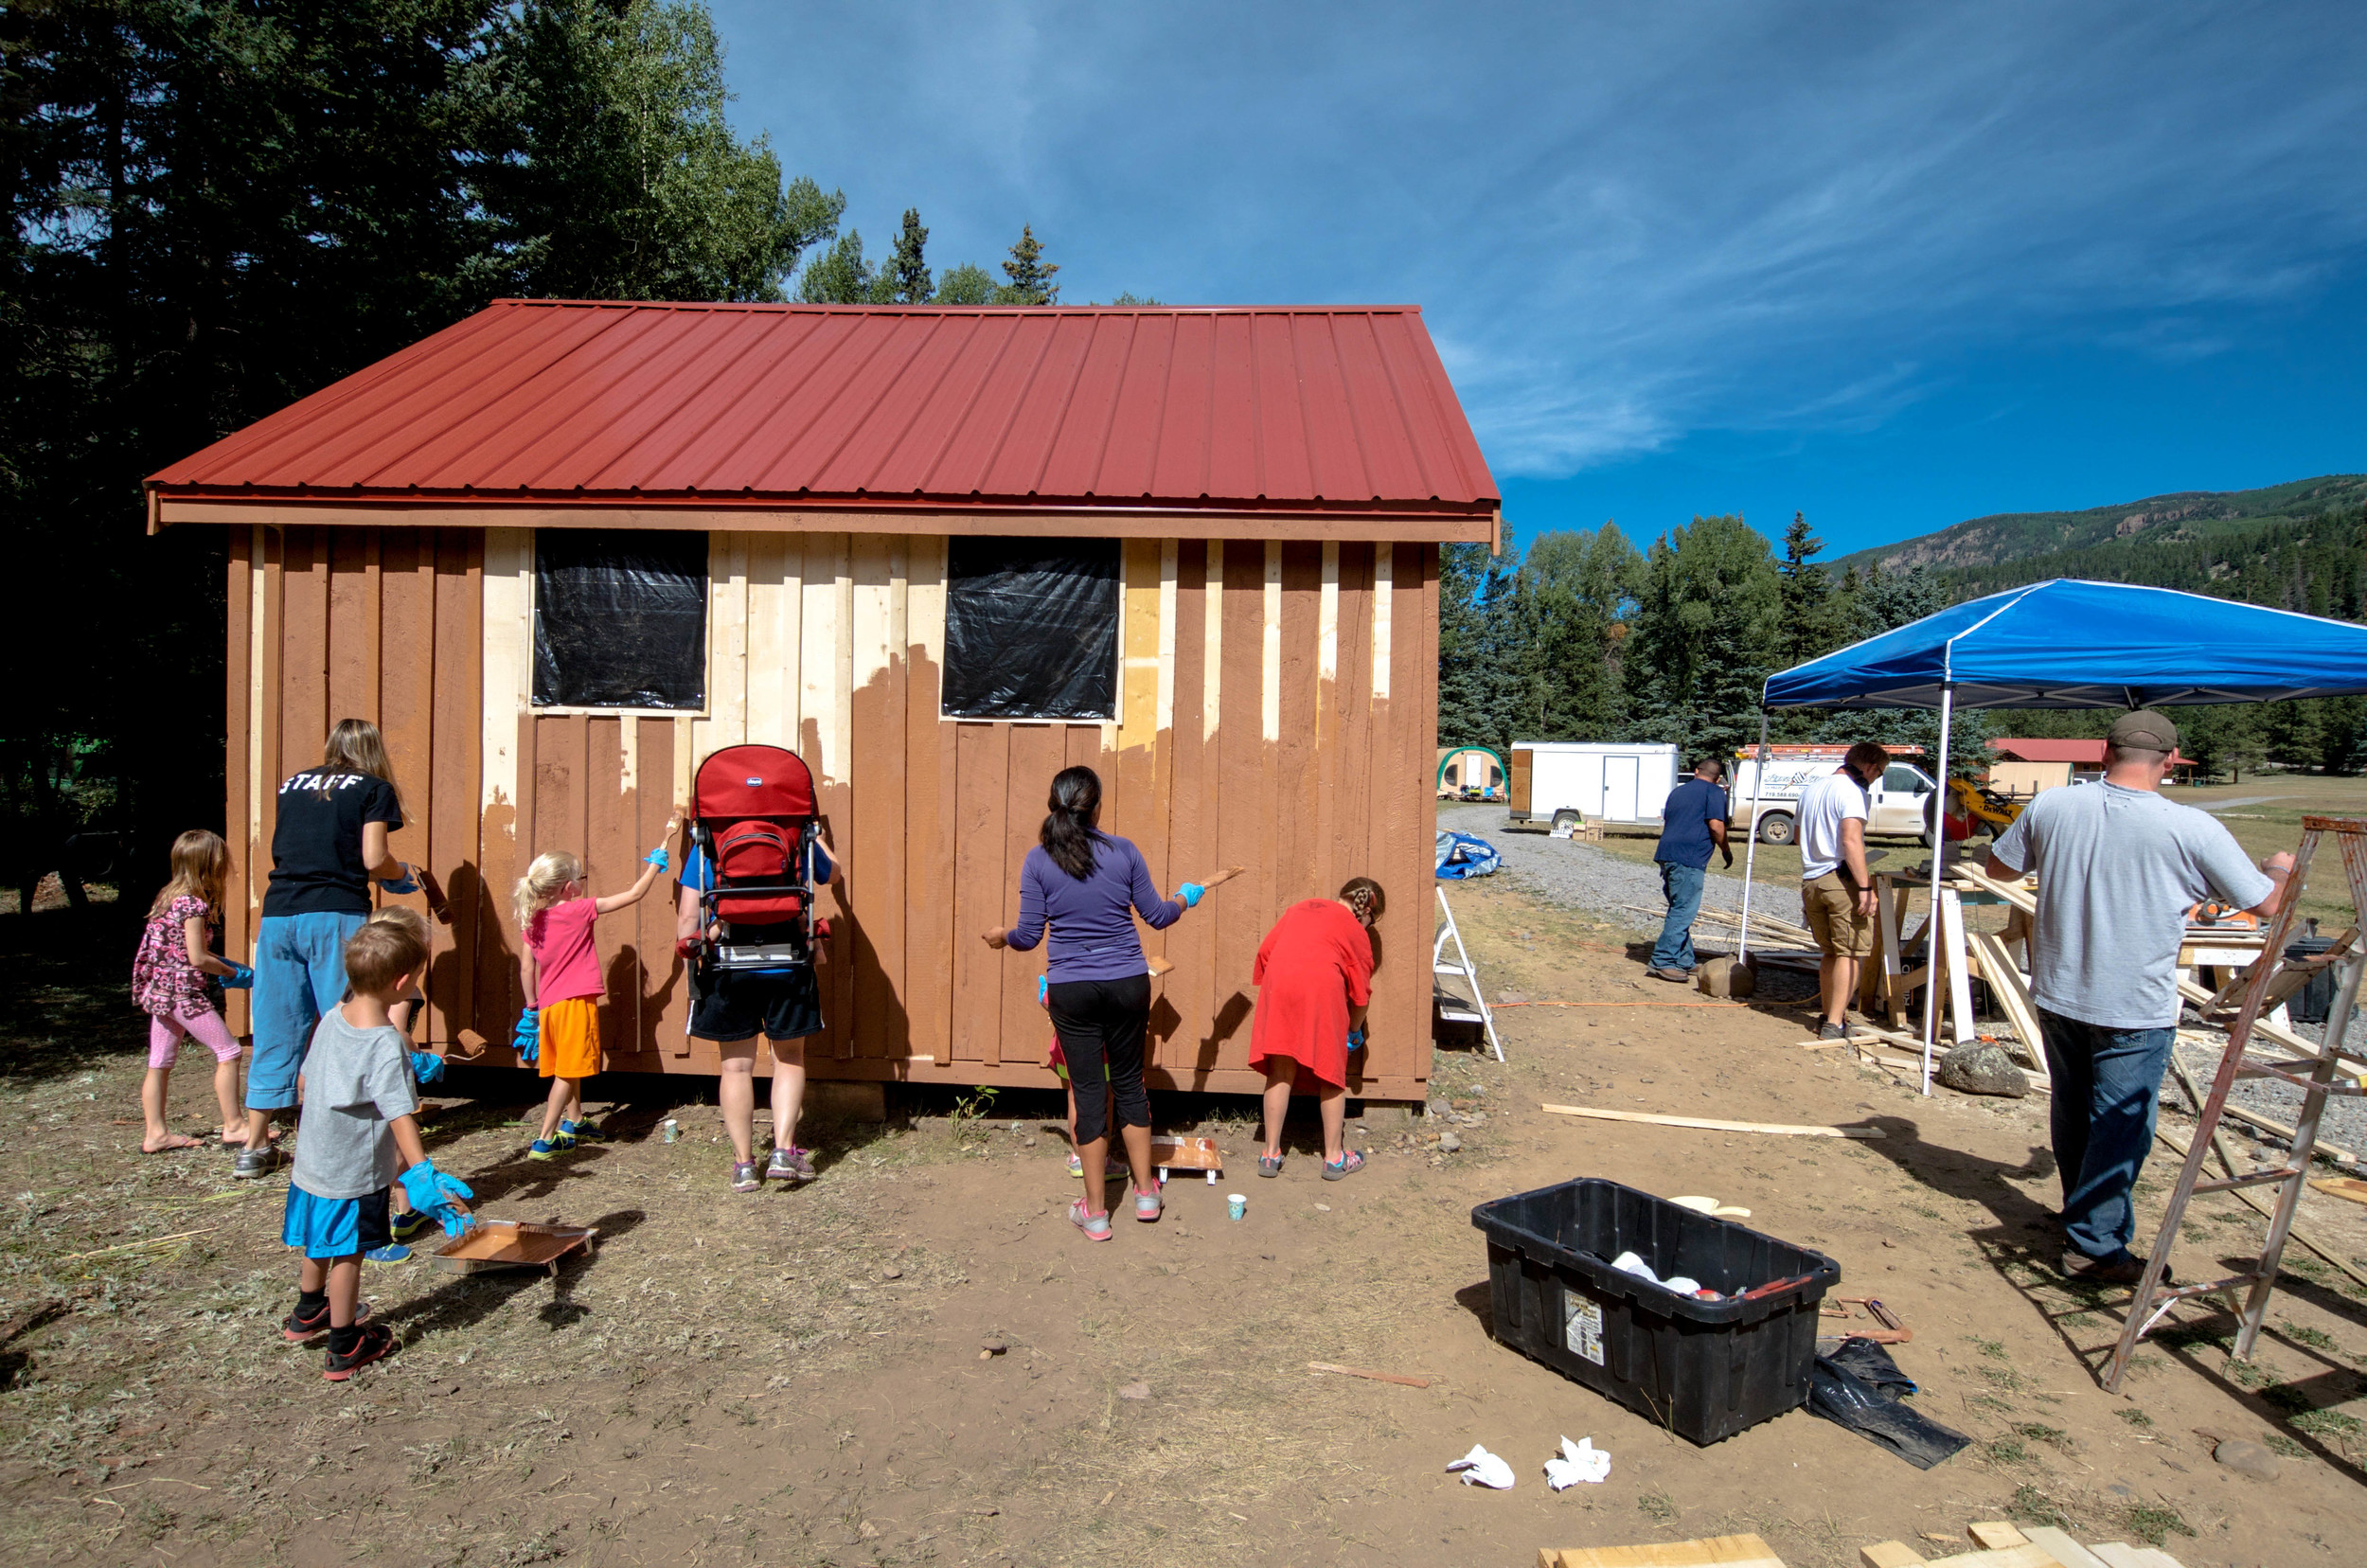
xmin=1796 ymin=741 xmax=1890 ymax=1040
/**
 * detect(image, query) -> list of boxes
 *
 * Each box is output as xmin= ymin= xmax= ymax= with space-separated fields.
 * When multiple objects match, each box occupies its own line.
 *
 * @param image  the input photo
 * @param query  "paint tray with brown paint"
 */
xmin=428 ymin=1220 xmax=599 ymax=1276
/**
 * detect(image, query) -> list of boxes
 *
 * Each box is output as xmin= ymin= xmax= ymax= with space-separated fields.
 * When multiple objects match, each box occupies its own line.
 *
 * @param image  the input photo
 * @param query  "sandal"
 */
xmin=1069 ymin=1201 xmax=1112 ymax=1242
xmin=1322 ymin=1149 xmax=1366 ymax=1181
xmin=1257 ymin=1152 xmax=1284 ymax=1179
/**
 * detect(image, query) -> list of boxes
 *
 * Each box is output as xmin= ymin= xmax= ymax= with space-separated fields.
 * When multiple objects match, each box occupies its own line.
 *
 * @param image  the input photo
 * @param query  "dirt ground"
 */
xmin=4 ymin=874 xmax=2365 ymax=1568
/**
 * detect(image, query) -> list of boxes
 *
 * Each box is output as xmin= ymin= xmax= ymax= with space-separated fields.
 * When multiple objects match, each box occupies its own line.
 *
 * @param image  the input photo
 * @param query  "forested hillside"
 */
xmin=1444 ymin=482 xmax=2367 ymax=785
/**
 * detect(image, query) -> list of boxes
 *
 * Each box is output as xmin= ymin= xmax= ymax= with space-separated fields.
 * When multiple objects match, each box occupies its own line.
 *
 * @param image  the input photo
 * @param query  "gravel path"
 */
xmin=1436 ymin=803 xmax=1800 ymax=934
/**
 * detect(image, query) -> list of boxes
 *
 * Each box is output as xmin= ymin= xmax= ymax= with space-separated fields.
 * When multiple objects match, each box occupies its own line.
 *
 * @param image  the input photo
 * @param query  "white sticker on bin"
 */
xmin=1564 ymin=1290 xmax=1605 ymax=1365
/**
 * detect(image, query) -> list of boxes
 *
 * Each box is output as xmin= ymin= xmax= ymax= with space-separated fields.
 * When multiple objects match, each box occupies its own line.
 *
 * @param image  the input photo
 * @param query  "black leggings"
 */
xmin=1047 ymin=974 xmax=1152 ymax=1146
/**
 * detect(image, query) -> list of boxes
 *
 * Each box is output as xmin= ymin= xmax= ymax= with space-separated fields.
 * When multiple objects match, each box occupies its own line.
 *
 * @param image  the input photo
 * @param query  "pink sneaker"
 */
xmin=1132 ymin=1182 xmax=1164 ymax=1222
xmin=1069 ymin=1201 xmax=1112 ymax=1241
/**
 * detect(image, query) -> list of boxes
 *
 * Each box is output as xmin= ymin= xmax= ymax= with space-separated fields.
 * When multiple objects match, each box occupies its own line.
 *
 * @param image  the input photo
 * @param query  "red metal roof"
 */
xmin=150 ymin=300 xmax=1499 ymax=519
xmin=1989 ymin=739 xmax=2188 ymax=765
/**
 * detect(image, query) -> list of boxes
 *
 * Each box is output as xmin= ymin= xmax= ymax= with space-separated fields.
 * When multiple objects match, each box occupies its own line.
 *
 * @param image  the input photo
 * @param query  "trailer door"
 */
xmin=1509 ymin=748 xmax=1533 ymax=815
xmin=1604 ymin=754 xmax=1640 ymax=823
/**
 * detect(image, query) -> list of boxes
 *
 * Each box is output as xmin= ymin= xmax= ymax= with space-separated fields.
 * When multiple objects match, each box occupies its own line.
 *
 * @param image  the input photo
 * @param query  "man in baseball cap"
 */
xmin=1986 ymin=710 xmax=2293 ymax=1284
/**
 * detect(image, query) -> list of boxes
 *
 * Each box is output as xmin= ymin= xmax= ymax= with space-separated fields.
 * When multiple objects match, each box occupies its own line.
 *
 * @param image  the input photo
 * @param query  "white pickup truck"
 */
xmin=1732 ymin=750 xmax=1938 ymax=847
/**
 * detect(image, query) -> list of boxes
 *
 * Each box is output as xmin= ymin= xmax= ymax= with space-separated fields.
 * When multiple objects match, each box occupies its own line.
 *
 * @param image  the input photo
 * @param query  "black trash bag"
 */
xmin=1824 ymin=1333 xmax=1918 ymax=1397
xmin=1806 ymin=1336 xmax=1970 ymax=1470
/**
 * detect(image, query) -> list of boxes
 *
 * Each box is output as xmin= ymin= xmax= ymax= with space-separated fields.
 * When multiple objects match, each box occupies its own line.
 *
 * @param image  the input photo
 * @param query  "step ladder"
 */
xmin=2101 ymin=814 xmax=2367 ymax=1391
xmin=1433 ymin=886 xmax=1504 ymax=1061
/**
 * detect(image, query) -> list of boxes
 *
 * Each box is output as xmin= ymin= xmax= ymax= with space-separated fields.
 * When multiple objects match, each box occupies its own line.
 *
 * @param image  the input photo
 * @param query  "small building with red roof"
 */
xmin=1987 ymin=738 xmax=2194 ymax=795
xmin=150 ymin=300 xmax=1500 ymax=1104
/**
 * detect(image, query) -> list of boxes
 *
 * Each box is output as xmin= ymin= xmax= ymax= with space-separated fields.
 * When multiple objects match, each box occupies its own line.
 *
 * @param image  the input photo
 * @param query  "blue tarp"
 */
xmin=1762 ymin=579 xmax=2367 ymax=711
xmin=1435 ymin=830 xmax=1501 ymax=879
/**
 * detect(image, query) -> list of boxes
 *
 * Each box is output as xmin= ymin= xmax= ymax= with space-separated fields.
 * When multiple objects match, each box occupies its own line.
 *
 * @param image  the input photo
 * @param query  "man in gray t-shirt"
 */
xmin=1986 ymin=710 xmax=2288 ymax=1281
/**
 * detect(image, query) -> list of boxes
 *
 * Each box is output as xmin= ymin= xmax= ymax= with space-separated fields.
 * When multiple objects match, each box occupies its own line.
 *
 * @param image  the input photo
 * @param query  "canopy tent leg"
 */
xmin=1735 ymin=710 xmax=1772 ymax=966
xmin=1918 ymin=683 xmax=1955 ymax=1096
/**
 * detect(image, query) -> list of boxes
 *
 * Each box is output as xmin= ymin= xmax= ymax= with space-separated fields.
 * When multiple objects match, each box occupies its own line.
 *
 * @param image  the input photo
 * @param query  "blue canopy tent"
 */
xmin=1733 ymin=579 xmax=2367 ymax=1091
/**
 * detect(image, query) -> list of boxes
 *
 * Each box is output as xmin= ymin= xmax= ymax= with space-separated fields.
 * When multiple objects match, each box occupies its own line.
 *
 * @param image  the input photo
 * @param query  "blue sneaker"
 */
xmin=560 ymin=1117 xmax=604 ymax=1144
xmin=528 ymin=1136 xmax=569 ymax=1161
xmin=365 ymin=1243 xmax=411 ymax=1264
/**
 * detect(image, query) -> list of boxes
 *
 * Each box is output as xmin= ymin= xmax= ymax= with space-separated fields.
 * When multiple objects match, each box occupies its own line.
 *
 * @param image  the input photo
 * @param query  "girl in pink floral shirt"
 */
xmin=131 ymin=831 xmax=253 ymax=1151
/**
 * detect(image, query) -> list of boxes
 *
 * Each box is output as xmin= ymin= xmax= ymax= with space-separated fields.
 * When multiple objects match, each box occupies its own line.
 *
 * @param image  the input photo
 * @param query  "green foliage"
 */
xmin=479 ymin=0 xmax=841 ymax=301
xmin=881 ymin=209 xmax=933 ymax=304
xmin=996 ymin=223 xmax=1059 ymax=305
xmin=934 ymin=262 xmax=997 ymax=305
xmin=1776 ymin=511 xmax=1842 ymax=668
xmin=796 ymin=229 xmax=874 ymax=303
xmin=1623 ymin=515 xmax=1783 ymax=758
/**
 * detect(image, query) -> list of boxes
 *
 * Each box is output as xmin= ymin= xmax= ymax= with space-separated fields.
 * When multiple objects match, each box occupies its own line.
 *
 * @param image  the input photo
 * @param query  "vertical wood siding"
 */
xmin=223 ymin=524 xmax=1439 ymax=1098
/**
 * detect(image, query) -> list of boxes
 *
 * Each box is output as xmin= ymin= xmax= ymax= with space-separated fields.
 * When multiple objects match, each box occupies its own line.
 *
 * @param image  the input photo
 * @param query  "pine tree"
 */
xmin=881 ymin=208 xmax=932 ymax=303
xmin=934 ymin=262 xmax=995 ymax=304
xmin=1776 ymin=511 xmax=1842 ymax=668
xmin=997 ymin=224 xmax=1059 ymax=305
xmin=1622 ymin=515 xmax=1784 ymax=758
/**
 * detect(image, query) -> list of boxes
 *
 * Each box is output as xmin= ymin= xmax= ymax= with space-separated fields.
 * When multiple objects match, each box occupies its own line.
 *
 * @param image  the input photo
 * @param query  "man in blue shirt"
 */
xmin=1647 ymin=757 xmax=1733 ymax=981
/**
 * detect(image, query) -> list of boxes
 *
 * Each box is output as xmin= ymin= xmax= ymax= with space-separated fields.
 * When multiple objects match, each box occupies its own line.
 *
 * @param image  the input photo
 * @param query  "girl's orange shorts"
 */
xmin=538 ymin=997 xmax=601 ymax=1078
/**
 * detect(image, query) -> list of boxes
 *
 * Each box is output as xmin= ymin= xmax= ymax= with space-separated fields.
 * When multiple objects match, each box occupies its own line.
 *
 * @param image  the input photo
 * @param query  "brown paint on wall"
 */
xmin=221 ymin=524 xmax=1439 ymax=1098
xmin=222 ymin=532 xmax=254 ymax=1037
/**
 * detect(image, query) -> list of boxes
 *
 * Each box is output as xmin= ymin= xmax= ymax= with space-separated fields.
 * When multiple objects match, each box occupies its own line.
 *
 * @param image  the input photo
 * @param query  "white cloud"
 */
xmin=716 ymin=2 xmax=2367 ymax=477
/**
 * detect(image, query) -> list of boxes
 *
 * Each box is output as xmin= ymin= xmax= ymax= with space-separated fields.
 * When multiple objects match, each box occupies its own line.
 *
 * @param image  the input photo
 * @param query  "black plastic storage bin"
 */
xmin=1471 ymin=1178 xmax=1840 ymax=1445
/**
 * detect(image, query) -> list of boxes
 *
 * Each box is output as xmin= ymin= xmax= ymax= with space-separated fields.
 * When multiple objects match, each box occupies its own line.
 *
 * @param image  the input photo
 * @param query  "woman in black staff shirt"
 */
xmin=233 ymin=720 xmax=414 ymax=1179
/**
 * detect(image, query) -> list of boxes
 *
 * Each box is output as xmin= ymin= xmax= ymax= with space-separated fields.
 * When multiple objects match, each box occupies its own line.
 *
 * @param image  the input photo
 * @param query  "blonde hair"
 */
xmin=343 ymin=918 xmax=430 ymax=995
xmin=366 ymin=904 xmax=432 ymax=947
xmin=512 ymin=850 xmax=585 ymax=931
xmin=317 ymin=719 xmax=404 ymax=817
xmin=149 ymin=829 xmax=230 ymax=922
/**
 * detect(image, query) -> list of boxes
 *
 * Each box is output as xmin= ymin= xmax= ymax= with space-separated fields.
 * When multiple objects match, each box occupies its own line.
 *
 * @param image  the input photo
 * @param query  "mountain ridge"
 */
xmin=1826 ymin=473 xmax=2367 ymax=579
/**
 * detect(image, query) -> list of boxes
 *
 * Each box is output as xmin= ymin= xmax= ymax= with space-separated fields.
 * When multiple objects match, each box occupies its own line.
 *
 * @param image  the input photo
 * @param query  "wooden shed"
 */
xmin=148 ymin=301 xmax=1499 ymax=1105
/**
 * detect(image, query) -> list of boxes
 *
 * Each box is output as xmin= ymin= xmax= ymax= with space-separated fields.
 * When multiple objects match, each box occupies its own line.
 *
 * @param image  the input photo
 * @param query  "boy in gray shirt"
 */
xmin=279 ymin=919 xmax=474 ymax=1380
xmin=1987 ymin=710 xmax=2288 ymax=1282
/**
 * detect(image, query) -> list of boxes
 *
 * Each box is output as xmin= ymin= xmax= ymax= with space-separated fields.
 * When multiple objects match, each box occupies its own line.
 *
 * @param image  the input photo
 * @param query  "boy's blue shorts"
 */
xmin=282 ymin=1185 xmax=392 ymax=1259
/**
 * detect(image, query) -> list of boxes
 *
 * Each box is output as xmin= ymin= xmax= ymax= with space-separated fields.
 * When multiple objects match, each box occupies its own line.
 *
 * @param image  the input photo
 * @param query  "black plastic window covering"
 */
xmin=532 ymin=528 xmax=709 ymax=710
xmin=942 ymin=537 xmax=1120 ymax=720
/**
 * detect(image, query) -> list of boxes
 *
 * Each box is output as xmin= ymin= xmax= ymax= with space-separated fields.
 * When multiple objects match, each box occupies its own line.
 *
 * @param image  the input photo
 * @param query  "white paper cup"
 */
xmin=1226 ymin=1193 xmax=1246 ymax=1221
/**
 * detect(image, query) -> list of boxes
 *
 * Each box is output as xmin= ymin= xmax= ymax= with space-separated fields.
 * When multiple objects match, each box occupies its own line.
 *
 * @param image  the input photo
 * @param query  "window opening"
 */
xmin=941 ymin=537 xmax=1120 ymax=720
xmin=533 ymin=529 xmax=708 ymax=710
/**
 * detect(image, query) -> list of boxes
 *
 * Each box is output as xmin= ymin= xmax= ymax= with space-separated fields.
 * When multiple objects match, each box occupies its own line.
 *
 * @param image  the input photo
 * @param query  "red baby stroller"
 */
xmin=684 ymin=743 xmax=824 ymax=974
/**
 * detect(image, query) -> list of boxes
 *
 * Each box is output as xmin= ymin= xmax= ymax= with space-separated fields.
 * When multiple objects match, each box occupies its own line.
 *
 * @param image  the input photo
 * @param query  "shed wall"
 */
xmin=224 ymin=525 xmax=1440 ymax=1100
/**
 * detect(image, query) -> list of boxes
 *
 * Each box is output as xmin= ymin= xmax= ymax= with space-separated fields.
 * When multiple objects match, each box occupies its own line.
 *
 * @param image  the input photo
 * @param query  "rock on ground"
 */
xmin=1936 ymin=1042 xmax=2030 ymax=1097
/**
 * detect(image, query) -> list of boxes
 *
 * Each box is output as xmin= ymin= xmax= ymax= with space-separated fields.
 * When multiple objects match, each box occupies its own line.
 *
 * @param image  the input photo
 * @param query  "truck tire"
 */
xmin=1757 ymin=811 xmax=1795 ymax=846
xmin=1551 ymin=809 xmax=1581 ymax=831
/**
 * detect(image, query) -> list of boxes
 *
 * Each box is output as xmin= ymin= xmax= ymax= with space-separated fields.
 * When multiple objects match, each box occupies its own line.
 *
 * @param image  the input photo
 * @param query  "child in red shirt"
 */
xmin=1250 ymin=877 xmax=1384 ymax=1180
xmin=512 ymin=814 xmax=679 ymax=1159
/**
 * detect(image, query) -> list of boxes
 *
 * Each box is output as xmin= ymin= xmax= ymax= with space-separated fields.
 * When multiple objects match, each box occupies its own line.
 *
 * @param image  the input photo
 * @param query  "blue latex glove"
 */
xmin=220 ymin=962 xmax=255 ymax=989
xmin=1347 ymin=1026 xmax=1367 ymax=1053
xmin=512 ymin=1008 xmax=540 ymax=1065
xmin=398 ymin=1160 xmax=475 ymax=1237
xmin=644 ymin=846 xmax=669 ymax=870
xmin=1038 ymin=974 xmax=1049 ymax=1007
xmin=382 ymin=862 xmax=420 ymax=895
xmin=1178 ymin=882 xmax=1205 ymax=908
xmin=410 ymin=1050 xmax=446 ymax=1085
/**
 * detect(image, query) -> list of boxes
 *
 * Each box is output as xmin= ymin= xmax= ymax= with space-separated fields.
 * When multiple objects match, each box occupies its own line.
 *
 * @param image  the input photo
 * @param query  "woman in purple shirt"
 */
xmin=984 ymin=766 xmax=1201 ymax=1242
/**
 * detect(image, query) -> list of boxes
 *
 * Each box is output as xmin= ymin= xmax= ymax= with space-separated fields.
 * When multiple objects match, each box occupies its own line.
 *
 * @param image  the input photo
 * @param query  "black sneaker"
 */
xmin=281 ymin=1297 xmax=374 ymax=1343
xmin=323 ymin=1322 xmax=396 ymax=1381
xmin=233 ymin=1143 xmax=287 ymax=1180
xmin=1818 ymin=1022 xmax=1848 ymax=1041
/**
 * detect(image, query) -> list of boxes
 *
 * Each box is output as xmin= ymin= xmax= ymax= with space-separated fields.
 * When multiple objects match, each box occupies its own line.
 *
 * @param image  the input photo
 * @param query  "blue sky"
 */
xmin=709 ymin=3 xmax=2367 ymax=559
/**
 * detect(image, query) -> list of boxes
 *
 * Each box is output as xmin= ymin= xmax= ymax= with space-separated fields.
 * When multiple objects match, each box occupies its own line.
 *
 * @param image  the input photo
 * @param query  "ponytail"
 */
xmin=1041 ymin=766 xmax=1104 ymax=881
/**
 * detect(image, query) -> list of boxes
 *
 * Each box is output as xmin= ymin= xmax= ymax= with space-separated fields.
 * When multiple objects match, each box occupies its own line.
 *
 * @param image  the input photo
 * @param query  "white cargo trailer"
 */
xmin=1506 ymin=742 xmax=1682 ymax=829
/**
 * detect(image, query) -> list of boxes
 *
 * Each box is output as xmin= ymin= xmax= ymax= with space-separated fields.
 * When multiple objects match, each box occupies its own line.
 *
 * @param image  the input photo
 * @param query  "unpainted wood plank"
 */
xmin=902 ymin=537 xmax=953 ymax=1068
xmin=2016 ymin=1530 xmax=2106 ymax=1568
xmin=1923 ymin=1544 xmax=2078 ymax=1568
xmin=281 ymin=526 xmax=331 ymax=774
xmin=1966 ymin=1526 xmax=2028 ymax=1552
xmin=477 ymin=529 xmax=533 ymax=1054
xmin=1543 ymin=1104 xmax=1886 ymax=1138
xmin=1277 ymin=542 xmax=1322 ymax=912
xmin=1369 ymin=543 xmax=1428 ymax=1086
xmin=849 ymin=535 xmax=906 ymax=1060
xmin=1860 ymin=1544 xmax=1927 ymax=1568
xmin=1542 ymin=1535 xmax=1786 ymax=1568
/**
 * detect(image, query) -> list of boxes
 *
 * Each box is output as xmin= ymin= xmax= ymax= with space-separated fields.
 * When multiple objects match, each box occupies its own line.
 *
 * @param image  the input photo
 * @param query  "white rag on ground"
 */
xmin=1543 ymin=1435 xmax=1611 ymax=1489
xmin=1446 ymin=1444 xmax=1515 ymax=1488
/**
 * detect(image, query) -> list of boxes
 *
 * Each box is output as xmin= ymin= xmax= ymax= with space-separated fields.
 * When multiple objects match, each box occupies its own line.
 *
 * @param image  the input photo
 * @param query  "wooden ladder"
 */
xmin=2101 ymin=814 xmax=2367 ymax=1391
